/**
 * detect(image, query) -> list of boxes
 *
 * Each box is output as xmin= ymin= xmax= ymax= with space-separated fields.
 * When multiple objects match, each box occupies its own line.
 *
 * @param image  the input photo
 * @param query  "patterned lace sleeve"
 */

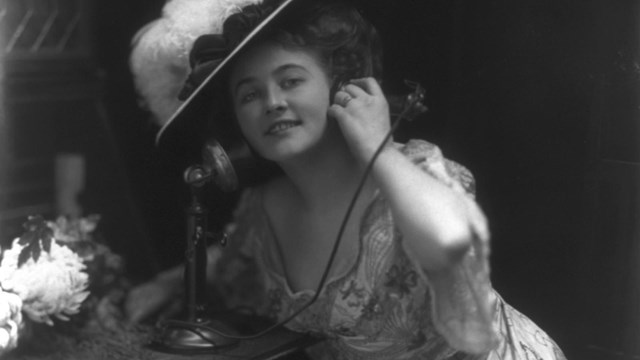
xmin=399 ymin=139 xmax=499 ymax=354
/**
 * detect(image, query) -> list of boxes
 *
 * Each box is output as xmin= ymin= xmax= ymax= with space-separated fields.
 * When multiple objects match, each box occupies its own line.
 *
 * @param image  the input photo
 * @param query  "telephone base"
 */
xmin=147 ymin=318 xmax=239 ymax=355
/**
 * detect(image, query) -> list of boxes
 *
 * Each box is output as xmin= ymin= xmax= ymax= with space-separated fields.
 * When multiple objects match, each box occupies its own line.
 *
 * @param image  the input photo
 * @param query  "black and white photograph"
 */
xmin=0 ymin=0 xmax=638 ymax=359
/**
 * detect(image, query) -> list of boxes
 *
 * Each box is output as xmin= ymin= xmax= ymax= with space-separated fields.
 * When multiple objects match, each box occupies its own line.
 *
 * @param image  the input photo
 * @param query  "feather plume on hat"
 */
xmin=130 ymin=0 xmax=261 ymax=126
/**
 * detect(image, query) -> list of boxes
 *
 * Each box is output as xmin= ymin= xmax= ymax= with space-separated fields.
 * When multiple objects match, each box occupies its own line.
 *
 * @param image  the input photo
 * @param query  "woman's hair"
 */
xmin=252 ymin=1 xmax=383 ymax=89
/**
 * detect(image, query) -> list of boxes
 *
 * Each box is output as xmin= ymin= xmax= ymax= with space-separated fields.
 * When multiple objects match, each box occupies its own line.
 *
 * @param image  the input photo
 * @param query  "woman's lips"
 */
xmin=265 ymin=120 xmax=302 ymax=135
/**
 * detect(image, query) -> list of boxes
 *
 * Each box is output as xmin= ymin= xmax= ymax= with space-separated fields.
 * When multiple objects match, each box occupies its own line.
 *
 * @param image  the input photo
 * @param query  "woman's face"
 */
xmin=229 ymin=41 xmax=333 ymax=163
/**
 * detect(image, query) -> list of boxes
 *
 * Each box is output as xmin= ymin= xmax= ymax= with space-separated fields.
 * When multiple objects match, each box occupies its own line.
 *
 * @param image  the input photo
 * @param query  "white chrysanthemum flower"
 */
xmin=0 ymin=239 xmax=89 ymax=326
xmin=0 ymin=291 xmax=22 ymax=354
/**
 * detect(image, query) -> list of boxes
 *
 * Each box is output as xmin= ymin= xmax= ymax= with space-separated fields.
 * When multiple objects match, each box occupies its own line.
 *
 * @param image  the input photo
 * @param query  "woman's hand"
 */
xmin=125 ymin=267 xmax=183 ymax=324
xmin=328 ymin=77 xmax=391 ymax=164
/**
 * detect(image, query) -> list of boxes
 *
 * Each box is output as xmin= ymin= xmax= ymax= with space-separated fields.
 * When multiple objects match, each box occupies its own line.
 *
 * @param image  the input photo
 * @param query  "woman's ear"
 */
xmin=329 ymin=78 xmax=347 ymax=104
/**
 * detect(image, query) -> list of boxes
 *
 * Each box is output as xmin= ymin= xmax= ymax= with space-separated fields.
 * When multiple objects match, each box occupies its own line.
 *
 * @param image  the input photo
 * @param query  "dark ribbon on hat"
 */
xmin=177 ymin=35 xmax=227 ymax=100
xmin=177 ymin=1 xmax=278 ymax=101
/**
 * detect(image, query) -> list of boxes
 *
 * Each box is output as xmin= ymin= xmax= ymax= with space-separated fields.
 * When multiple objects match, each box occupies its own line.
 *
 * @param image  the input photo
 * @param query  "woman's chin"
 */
xmin=259 ymin=139 xmax=324 ymax=164
xmin=259 ymin=143 xmax=307 ymax=163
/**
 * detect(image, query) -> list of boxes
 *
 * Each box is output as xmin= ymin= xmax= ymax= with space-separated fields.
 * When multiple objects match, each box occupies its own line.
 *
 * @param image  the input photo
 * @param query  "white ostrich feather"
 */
xmin=130 ymin=0 xmax=261 ymax=126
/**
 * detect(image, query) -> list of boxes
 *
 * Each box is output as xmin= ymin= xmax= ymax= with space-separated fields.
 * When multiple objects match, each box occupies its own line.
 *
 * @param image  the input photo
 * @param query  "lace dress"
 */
xmin=210 ymin=139 xmax=567 ymax=360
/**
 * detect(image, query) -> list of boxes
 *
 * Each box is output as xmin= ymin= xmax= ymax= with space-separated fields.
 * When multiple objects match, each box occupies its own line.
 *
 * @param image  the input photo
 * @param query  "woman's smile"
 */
xmin=264 ymin=120 xmax=303 ymax=136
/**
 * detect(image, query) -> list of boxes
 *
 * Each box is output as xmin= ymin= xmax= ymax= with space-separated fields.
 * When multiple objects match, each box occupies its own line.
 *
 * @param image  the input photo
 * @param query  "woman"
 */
xmin=128 ymin=0 xmax=566 ymax=358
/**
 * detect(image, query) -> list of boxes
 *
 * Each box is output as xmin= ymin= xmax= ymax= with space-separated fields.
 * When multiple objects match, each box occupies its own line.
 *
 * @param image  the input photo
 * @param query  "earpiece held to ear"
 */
xmin=388 ymin=80 xmax=428 ymax=122
xmin=402 ymin=80 xmax=428 ymax=120
xmin=184 ymin=139 xmax=239 ymax=192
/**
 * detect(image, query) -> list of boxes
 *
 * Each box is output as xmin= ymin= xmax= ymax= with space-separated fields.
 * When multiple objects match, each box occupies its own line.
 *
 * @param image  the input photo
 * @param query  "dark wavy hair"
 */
xmin=247 ymin=0 xmax=383 ymax=89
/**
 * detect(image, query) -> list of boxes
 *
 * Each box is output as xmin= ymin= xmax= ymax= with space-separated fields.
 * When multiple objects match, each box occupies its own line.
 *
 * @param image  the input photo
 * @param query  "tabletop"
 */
xmin=5 ymin=312 xmax=322 ymax=360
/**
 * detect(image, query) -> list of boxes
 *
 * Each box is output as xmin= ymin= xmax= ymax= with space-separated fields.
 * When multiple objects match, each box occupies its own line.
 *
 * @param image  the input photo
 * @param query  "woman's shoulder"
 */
xmin=395 ymin=138 xmax=441 ymax=156
xmin=395 ymin=139 xmax=462 ymax=170
xmin=395 ymin=139 xmax=476 ymax=196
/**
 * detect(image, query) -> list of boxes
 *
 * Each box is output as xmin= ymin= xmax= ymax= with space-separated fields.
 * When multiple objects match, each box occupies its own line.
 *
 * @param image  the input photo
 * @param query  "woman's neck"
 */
xmin=276 ymin=133 xmax=370 ymax=214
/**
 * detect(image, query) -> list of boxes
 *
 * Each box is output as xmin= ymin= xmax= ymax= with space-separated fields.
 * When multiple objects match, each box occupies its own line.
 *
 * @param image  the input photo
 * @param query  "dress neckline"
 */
xmin=257 ymin=186 xmax=380 ymax=297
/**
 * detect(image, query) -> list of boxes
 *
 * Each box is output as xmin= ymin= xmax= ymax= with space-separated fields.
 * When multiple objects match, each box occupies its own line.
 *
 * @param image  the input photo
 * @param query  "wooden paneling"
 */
xmin=0 ymin=0 xmax=95 ymax=242
xmin=2 ymin=0 xmax=91 ymax=58
xmin=0 ymin=0 xmax=159 ymax=279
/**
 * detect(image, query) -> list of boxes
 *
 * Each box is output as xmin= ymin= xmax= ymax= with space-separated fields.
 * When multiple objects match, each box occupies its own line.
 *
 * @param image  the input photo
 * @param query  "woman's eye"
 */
xmin=281 ymin=77 xmax=303 ymax=89
xmin=239 ymin=91 xmax=257 ymax=104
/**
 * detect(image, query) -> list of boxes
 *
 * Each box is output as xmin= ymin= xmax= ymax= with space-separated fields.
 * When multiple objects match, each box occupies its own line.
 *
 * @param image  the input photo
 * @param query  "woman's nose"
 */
xmin=265 ymin=89 xmax=287 ymax=115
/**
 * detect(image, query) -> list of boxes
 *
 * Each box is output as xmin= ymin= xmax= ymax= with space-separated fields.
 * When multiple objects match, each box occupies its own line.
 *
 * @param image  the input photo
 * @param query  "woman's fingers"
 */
xmin=342 ymin=83 xmax=369 ymax=99
xmin=333 ymin=90 xmax=354 ymax=107
xmin=333 ymin=77 xmax=385 ymax=108
xmin=328 ymin=102 xmax=348 ymax=117
xmin=346 ymin=77 xmax=384 ymax=97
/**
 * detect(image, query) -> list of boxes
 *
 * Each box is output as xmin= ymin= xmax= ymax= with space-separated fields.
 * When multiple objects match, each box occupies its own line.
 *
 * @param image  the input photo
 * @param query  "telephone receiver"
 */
xmin=183 ymin=139 xmax=238 ymax=192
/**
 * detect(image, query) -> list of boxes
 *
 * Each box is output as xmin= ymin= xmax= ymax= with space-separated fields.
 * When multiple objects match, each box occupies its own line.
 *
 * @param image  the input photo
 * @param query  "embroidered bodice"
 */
xmin=211 ymin=140 xmax=566 ymax=360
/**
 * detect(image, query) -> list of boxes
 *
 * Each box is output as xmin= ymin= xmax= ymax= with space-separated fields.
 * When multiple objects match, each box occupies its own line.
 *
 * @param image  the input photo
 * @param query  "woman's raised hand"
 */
xmin=328 ymin=77 xmax=391 ymax=164
xmin=125 ymin=267 xmax=183 ymax=324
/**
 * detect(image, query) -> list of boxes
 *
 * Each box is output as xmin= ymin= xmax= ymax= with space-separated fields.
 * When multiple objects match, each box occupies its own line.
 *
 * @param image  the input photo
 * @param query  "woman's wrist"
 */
xmin=154 ymin=266 xmax=184 ymax=293
xmin=356 ymin=137 xmax=394 ymax=167
xmin=368 ymin=142 xmax=400 ymax=171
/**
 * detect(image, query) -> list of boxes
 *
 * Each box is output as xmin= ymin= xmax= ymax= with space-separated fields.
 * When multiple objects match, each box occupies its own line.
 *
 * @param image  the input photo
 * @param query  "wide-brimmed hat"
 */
xmin=154 ymin=0 xmax=303 ymax=153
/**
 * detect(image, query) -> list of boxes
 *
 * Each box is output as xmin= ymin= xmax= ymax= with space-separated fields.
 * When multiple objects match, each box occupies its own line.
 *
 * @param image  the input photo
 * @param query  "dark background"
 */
xmin=2 ymin=0 xmax=639 ymax=359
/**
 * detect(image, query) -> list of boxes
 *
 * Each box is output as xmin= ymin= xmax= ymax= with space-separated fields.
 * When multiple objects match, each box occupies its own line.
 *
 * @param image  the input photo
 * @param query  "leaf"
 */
xmin=32 ymin=243 xmax=41 ymax=262
xmin=18 ymin=246 xmax=31 ymax=267
xmin=18 ymin=231 xmax=36 ymax=246
xmin=22 ymin=215 xmax=45 ymax=231
xmin=16 ymin=215 xmax=55 ymax=268
xmin=42 ymin=235 xmax=52 ymax=253
xmin=36 ymin=225 xmax=54 ymax=245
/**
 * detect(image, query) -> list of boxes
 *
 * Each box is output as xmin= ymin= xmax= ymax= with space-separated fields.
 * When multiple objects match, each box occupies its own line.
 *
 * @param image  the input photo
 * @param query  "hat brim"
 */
xmin=155 ymin=0 xmax=297 ymax=151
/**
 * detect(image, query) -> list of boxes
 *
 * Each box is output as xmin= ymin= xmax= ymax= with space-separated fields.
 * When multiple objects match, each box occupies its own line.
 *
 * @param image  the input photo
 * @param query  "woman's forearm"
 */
xmin=371 ymin=146 xmax=475 ymax=271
